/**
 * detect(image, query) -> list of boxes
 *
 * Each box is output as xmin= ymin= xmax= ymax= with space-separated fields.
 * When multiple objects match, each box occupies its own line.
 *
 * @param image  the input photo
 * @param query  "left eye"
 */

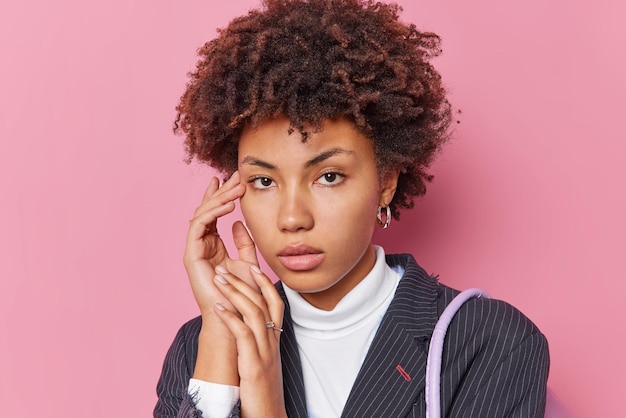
xmin=317 ymin=172 xmax=344 ymax=185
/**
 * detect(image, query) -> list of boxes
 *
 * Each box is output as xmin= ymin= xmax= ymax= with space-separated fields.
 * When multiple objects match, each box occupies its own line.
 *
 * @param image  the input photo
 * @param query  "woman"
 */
xmin=154 ymin=0 xmax=549 ymax=417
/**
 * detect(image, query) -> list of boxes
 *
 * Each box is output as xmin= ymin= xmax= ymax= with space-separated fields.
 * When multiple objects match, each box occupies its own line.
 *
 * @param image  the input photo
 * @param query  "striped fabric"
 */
xmin=154 ymin=254 xmax=549 ymax=418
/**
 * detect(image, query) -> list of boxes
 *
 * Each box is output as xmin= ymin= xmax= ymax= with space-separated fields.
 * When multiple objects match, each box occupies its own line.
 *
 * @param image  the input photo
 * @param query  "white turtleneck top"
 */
xmin=189 ymin=246 xmax=402 ymax=418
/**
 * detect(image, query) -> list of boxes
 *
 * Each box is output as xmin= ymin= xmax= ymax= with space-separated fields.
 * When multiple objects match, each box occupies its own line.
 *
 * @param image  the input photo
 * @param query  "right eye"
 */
xmin=250 ymin=177 xmax=275 ymax=189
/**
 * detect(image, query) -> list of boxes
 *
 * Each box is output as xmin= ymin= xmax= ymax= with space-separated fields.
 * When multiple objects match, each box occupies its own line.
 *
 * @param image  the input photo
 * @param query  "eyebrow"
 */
xmin=240 ymin=147 xmax=354 ymax=170
xmin=239 ymin=156 xmax=275 ymax=169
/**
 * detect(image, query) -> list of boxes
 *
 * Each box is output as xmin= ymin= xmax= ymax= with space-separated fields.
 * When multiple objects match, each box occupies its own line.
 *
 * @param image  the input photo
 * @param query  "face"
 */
xmin=238 ymin=115 xmax=398 ymax=310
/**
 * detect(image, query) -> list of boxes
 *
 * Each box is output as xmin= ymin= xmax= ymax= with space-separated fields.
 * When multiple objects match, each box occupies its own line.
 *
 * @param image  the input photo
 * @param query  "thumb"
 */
xmin=232 ymin=221 xmax=258 ymax=266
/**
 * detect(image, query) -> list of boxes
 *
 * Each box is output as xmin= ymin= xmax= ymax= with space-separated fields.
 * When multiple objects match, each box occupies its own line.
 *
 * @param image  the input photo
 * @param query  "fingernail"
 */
xmin=215 ymin=303 xmax=225 ymax=311
xmin=215 ymin=274 xmax=228 ymax=284
xmin=250 ymin=265 xmax=262 ymax=275
xmin=215 ymin=265 xmax=227 ymax=274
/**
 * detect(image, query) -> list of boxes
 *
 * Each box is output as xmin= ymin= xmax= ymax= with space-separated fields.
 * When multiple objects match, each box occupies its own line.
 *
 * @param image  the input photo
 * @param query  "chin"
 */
xmin=278 ymin=273 xmax=338 ymax=294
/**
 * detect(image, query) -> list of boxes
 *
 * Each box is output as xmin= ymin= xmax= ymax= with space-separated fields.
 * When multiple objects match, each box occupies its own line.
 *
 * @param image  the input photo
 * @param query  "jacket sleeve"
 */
xmin=153 ymin=317 xmax=242 ymax=418
xmin=441 ymin=298 xmax=550 ymax=418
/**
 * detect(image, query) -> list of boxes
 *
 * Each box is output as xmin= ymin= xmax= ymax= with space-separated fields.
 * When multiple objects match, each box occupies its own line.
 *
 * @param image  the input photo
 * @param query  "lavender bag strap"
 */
xmin=425 ymin=288 xmax=490 ymax=418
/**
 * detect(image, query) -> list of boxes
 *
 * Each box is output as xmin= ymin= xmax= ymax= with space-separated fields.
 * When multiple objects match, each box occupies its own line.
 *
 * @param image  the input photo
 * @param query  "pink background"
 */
xmin=1 ymin=0 xmax=624 ymax=417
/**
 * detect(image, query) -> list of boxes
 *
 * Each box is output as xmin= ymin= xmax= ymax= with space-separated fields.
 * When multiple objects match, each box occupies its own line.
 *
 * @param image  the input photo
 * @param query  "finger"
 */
xmin=191 ymin=173 xmax=245 ymax=244
xmin=214 ymin=267 xmax=268 ymax=316
xmin=195 ymin=171 xmax=244 ymax=217
xmin=188 ymin=172 xmax=243 ymax=234
xmin=250 ymin=265 xmax=285 ymax=339
xmin=187 ymin=201 xmax=236 ymax=246
xmin=232 ymin=221 xmax=258 ymax=266
xmin=214 ymin=302 xmax=262 ymax=360
xmin=199 ymin=176 xmax=220 ymax=206
xmin=213 ymin=269 xmax=273 ymax=351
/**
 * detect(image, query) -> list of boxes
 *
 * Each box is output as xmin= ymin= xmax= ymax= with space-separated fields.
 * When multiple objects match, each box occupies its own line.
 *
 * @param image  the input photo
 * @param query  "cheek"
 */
xmin=240 ymin=194 xmax=273 ymax=245
xmin=240 ymin=195 xmax=253 ymax=223
xmin=240 ymin=196 xmax=259 ymax=230
xmin=325 ymin=191 xmax=379 ymax=236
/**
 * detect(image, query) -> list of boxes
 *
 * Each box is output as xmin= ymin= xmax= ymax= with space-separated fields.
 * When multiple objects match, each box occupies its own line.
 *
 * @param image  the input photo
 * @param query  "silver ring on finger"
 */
xmin=265 ymin=321 xmax=283 ymax=333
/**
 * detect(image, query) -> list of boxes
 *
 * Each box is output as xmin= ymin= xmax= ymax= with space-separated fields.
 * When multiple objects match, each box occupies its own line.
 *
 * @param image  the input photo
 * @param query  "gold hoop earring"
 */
xmin=377 ymin=206 xmax=391 ymax=229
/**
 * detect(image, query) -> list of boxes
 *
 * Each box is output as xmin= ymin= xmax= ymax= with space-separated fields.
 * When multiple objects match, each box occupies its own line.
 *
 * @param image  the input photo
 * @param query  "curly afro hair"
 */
xmin=175 ymin=0 xmax=451 ymax=219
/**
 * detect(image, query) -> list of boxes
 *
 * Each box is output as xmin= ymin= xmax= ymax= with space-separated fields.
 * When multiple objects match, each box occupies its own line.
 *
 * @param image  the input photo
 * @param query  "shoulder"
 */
xmin=438 ymin=282 xmax=545 ymax=347
xmin=433 ymin=285 xmax=550 ymax=415
xmin=387 ymin=252 xmax=547 ymax=352
xmin=387 ymin=252 xmax=544 ymax=342
xmin=435 ymin=282 xmax=550 ymax=391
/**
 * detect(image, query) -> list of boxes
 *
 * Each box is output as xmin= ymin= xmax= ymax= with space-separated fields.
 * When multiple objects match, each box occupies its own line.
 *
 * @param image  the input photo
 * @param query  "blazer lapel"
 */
xmin=341 ymin=254 xmax=439 ymax=417
xmin=276 ymin=283 xmax=309 ymax=418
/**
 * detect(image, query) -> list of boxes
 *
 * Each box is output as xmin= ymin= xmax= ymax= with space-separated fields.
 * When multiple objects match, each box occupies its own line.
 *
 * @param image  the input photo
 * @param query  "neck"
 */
xmin=298 ymin=245 xmax=377 ymax=311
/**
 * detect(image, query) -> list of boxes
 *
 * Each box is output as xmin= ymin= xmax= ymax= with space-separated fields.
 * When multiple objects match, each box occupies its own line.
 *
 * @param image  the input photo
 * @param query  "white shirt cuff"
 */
xmin=188 ymin=378 xmax=240 ymax=418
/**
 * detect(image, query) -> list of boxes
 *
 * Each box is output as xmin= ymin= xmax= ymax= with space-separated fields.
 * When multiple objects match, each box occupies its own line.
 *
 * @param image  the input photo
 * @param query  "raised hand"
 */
xmin=184 ymin=171 xmax=260 ymax=385
xmin=184 ymin=171 xmax=258 ymax=313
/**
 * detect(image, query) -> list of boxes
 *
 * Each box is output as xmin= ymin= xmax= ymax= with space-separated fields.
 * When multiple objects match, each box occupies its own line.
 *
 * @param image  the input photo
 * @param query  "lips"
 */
xmin=277 ymin=245 xmax=324 ymax=271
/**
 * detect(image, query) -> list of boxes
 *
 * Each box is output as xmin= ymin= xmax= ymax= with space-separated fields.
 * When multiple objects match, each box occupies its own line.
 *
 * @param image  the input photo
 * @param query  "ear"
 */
xmin=379 ymin=168 xmax=400 ymax=207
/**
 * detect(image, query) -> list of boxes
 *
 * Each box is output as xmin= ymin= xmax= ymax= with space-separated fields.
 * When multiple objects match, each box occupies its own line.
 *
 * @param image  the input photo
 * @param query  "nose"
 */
xmin=277 ymin=187 xmax=314 ymax=232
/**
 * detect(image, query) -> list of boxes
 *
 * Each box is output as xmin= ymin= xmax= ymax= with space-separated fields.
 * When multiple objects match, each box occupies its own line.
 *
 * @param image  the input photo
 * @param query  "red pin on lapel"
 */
xmin=396 ymin=364 xmax=412 ymax=381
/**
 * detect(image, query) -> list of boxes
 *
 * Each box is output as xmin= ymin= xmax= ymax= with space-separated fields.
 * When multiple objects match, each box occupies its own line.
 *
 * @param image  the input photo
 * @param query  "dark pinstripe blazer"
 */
xmin=154 ymin=254 xmax=549 ymax=418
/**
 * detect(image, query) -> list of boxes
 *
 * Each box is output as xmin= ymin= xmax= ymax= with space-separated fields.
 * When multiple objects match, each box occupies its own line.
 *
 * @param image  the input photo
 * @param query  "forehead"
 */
xmin=238 ymin=116 xmax=375 ymax=160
